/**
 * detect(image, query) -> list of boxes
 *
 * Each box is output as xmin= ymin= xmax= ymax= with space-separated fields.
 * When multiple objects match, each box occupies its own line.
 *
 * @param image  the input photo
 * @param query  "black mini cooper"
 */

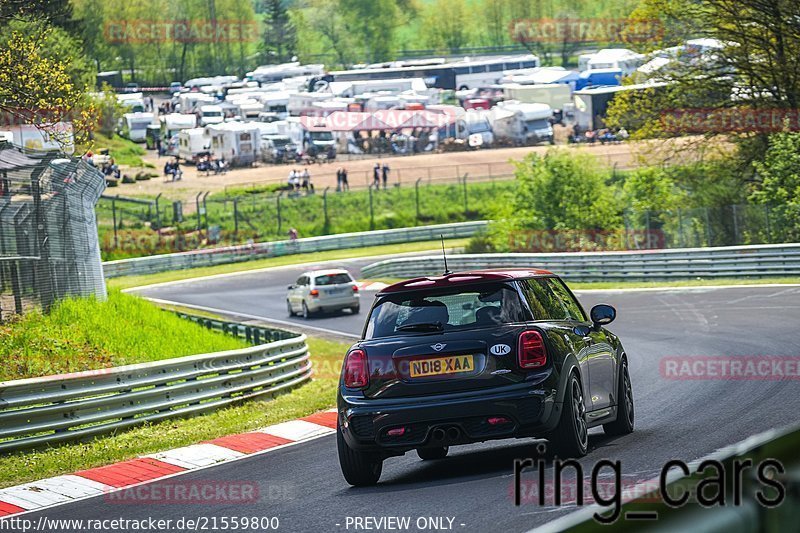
xmin=336 ymin=269 xmax=634 ymax=486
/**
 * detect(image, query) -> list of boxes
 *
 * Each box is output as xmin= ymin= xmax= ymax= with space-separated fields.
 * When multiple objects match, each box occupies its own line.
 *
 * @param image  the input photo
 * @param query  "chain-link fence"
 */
xmin=0 ymin=145 xmax=106 ymax=319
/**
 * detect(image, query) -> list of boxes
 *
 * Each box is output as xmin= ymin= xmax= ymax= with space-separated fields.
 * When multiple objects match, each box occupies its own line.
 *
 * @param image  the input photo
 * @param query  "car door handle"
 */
xmin=582 ymin=336 xmax=594 ymax=345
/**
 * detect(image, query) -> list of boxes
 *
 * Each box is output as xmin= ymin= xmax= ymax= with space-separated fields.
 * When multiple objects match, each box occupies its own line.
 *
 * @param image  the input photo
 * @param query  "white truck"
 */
xmin=177 ymin=128 xmax=210 ymax=162
xmin=205 ymin=122 xmax=262 ymax=166
xmin=120 ymin=112 xmax=155 ymax=142
xmin=491 ymin=103 xmax=554 ymax=145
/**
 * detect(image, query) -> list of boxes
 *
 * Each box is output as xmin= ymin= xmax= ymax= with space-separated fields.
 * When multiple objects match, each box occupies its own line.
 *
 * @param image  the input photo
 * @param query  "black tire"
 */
xmin=417 ymin=446 xmax=448 ymax=460
xmin=287 ymin=300 xmax=294 ymax=317
xmin=603 ymin=359 xmax=634 ymax=436
xmin=302 ymin=301 xmax=310 ymax=319
xmin=351 ymin=304 xmax=360 ymax=314
xmin=337 ymin=424 xmax=382 ymax=486
xmin=549 ymin=374 xmax=589 ymax=458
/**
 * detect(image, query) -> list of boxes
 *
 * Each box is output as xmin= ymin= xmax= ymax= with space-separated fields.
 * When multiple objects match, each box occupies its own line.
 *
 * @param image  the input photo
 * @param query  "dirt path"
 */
xmin=116 ymin=136 xmax=724 ymax=206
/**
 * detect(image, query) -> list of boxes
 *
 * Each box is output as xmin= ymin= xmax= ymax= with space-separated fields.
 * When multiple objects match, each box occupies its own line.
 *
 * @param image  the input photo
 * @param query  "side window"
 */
xmin=296 ymin=276 xmax=308 ymax=286
xmin=520 ymin=279 xmax=568 ymax=320
xmin=547 ymin=279 xmax=587 ymax=322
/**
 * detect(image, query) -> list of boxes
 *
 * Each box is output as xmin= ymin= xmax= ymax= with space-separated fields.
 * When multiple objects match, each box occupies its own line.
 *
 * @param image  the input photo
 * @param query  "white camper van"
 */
xmin=177 ymin=128 xmax=210 ymax=162
xmin=120 ymin=112 xmax=155 ymax=142
xmin=491 ymin=103 xmax=554 ymax=145
xmin=160 ymin=113 xmax=197 ymax=140
xmin=200 ymin=105 xmax=225 ymax=126
xmin=206 ymin=122 xmax=262 ymax=166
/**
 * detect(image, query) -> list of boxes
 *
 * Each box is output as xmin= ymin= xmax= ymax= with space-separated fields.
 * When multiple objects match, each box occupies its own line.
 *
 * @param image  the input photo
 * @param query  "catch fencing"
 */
xmin=102 ymin=220 xmax=487 ymax=278
xmin=0 ymin=313 xmax=311 ymax=453
xmin=0 ymin=146 xmax=106 ymax=319
xmin=360 ymin=244 xmax=800 ymax=282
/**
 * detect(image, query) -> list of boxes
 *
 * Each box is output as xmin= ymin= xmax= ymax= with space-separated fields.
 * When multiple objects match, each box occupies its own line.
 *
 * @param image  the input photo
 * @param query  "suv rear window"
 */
xmin=365 ymin=282 xmax=528 ymax=339
xmin=315 ymin=273 xmax=352 ymax=286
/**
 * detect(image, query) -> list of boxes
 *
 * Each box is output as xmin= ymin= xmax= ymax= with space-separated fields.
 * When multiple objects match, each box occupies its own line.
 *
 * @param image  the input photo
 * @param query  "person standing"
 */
xmin=381 ymin=162 xmax=390 ymax=189
xmin=341 ymin=167 xmax=349 ymax=191
xmin=301 ymin=168 xmax=311 ymax=192
xmin=373 ymin=162 xmax=381 ymax=188
xmin=336 ymin=168 xmax=343 ymax=191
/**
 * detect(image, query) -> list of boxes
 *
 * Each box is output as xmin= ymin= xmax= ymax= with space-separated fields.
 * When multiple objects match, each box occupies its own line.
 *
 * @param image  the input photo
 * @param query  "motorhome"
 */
xmin=502 ymin=84 xmax=573 ymax=111
xmin=491 ymin=103 xmax=554 ymax=145
xmin=178 ymin=93 xmax=217 ymax=114
xmin=117 ymin=93 xmax=145 ymax=113
xmin=120 ymin=112 xmax=155 ymax=142
xmin=159 ymin=113 xmax=197 ymax=140
xmin=234 ymin=99 xmax=265 ymax=121
xmin=200 ymin=105 xmax=225 ymax=126
xmin=261 ymin=91 xmax=290 ymax=118
xmin=177 ymin=128 xmax=210 ymax=162
xmin=205 ymin=122 xmax=262 ymax=166
xmin=287 ymin=92 xmax=338 ymax=116
xmin=282 ymin=117 xmax=335 ymax=154
xmin=583 ymin=49 xmax=645 ymax=76
xmin=261 ymin=133 xmax=296 ymax=163
xmin=1 ymin=123 xmax=75 ymax=153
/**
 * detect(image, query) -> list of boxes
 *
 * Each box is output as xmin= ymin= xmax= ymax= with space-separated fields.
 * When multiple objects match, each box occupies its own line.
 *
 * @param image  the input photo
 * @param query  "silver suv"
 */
xmin=287 ymin=269 xmax=360 ymax=318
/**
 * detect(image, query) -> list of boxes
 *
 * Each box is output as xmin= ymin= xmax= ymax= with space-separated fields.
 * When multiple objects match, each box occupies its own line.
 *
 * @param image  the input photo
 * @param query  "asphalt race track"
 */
xmin=19 ymin=261 xmax=800 ymax=532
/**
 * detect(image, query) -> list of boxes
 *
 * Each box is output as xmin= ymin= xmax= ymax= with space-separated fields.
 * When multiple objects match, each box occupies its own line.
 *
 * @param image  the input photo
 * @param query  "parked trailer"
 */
xmin=491 ymin=103 xmax=553 ymax=145
xmin=502 ymin=84 xmax=573 ymax=111
xmin=159 ymin=113 xmax=197 ymax=140
xmin=177 ymin=128 xmax=210 ymax=162
xmin=120 ymin=112 xmax=155 ymax=143
xmin=206 ymin=122 xmax=262 ymax=166
xmin=570 ymin=82 xmax=667 ymax=131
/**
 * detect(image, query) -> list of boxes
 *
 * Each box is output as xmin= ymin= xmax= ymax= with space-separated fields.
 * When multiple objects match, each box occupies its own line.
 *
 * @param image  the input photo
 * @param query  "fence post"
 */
xmin=765 ymin=205 xmax=772 ymax=243
xmin=677 ymin=208 xmax=684 ymax=248
xmin=195 ymin=192 xmax=203 ymax=232
xmin=368 ymin=184 xmax=375 ymax=230
xmin=30 ymin=172 xmax=54 ymax=312
xmin=415 ymin=178 xmax=422 ymax=223
xmin=276 ymin=192 xmax=283 ymax=234
xmin=111 ymin=196 xmax=119 ymax=249
xmin=10 ymin=260 xmax=22 ymax=315
xmin=705 ymin=207 xmax=712 ymax=246
xmin=645 ymin=210 xmax=651 ymax=248
xmin=202 ymin=192 xmax=210 ymax=235
xmin=462 ymin=174 xmax=469 ymax=216
xmin=233 ymin=198 xmax=239 ymax=240
xmin=323 ymin=187 xmax=330 ymax=233
xmin=732 ymin=204 xmax=740 ymax=245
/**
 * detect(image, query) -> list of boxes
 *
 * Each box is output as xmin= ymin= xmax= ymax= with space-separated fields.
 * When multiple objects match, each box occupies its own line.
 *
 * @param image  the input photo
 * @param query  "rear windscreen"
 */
xmin=364 ymin=282 xmax=528 ymax=339
xmin=315 ymin=273 xmax=352 ymax=286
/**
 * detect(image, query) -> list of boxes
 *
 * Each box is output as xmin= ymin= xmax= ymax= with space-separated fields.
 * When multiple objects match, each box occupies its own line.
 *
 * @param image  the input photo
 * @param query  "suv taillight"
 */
xmin=518 ymin=330 xmax=547 ymax=369
xmin=344 ymin=349 xmax=369 ymax=388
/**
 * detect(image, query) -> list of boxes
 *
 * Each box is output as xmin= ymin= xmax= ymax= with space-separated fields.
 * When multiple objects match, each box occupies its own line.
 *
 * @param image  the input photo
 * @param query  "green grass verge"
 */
xmin=0 ymin=336 xmax=347 ymax=488
xmin=106 ymin=238 xmax=470 ymax=291
xmin=0 ymin=291 xmax=248 ymax=381
xmin=84 ymin=132 xmax=149 ymax=167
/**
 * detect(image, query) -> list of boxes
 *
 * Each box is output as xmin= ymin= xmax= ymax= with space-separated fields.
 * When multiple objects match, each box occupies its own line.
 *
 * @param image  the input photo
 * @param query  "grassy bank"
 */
xmin=0 ymin=291 xmax=248 ymax=381
xmin=106 ymin=238 xmax=469 ymax=291
xmin=0 ymin=336 xmax=347 ymax=488
xmin=83 ymin=132 xmax=149 ymax=168
xmin=95 ymin=178 xmax=511 ymax=260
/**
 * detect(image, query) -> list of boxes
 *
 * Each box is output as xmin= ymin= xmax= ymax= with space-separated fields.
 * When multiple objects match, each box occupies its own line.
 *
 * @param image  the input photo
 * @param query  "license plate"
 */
xmin=409 ymin=355 xmax=474 ymax=378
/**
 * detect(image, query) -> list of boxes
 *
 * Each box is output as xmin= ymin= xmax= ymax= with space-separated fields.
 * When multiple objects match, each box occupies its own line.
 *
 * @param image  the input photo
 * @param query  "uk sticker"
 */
xmin=490 ymin=344 xmax=511 ymax=356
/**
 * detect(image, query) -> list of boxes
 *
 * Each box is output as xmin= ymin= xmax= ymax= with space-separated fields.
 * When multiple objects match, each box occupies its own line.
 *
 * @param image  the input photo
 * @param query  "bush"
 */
xmin=121 ymin=174 xmax=136 ymax=184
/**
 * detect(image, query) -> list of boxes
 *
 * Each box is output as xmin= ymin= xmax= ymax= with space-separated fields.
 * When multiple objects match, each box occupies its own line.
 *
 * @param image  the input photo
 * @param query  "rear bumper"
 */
xmin=338 ymin=379 xmax=561 ymax=453
xmin=307 ymin=295 xmax=359 ymax=312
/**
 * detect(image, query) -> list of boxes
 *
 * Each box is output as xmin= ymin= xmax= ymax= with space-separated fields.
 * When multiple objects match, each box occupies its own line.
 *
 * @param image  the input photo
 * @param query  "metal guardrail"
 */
xmin=102 ymin=221 xmax=488 ymax=278
xmin=0 ymin=315 xmax=311 ymax=453
xmin=360 ymin=243 xmax=800 ymax=282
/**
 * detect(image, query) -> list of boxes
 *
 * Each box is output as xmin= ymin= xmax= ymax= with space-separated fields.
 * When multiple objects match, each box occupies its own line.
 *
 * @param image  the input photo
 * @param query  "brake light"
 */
xmin=352 ymin=284 xmax=359 ymax=292
xmin=310 ymin=289 xmax=319 ymax=297
xmin=344 ymin=349 xmax=369 ymax=388
xmin=518 ymin=330 xmax=547 ymax=369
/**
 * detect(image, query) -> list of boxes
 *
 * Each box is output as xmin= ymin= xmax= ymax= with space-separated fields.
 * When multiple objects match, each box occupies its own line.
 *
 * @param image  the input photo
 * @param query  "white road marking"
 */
xmin=146 ymin=443 xmax=245 ymax=469
xmin=259 ymin=420 xmax=335 ymax=442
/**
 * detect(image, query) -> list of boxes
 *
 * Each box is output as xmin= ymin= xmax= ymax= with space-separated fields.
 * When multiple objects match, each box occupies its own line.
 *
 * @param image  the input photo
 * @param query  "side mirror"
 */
xmin=590 ymin=304 xmax=616 ymax=328
xmin=287 ymin=285 xmax=295 ymax=290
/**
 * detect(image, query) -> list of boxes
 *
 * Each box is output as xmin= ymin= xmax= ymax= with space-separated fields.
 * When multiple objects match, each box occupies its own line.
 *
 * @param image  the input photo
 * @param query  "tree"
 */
xmin=261 ymin=0 xmax=296 ymax=63
xmin=751 ymin=132 xmax=800 ymax=240
xmin=339 ymin=0 xmax=404 ymax=62
xmin=480 ymin=0 xmax=507 ymax=47
xmin=301 ymin=0 xmax=356 ymax=67
xmin=420 ymin=0 xmax=472 ymax=52
xmin=0 ymin=0 xmax=73 ymax=29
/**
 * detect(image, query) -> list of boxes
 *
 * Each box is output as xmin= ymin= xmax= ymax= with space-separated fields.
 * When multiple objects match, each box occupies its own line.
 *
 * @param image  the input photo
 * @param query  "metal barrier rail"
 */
xmin=102 ymin=221 xmax=488 ymax=278
xmin=360 ymin=243 xmax=800 ymax=282
xmin=0 ymin=315 xmax=311 ymax=453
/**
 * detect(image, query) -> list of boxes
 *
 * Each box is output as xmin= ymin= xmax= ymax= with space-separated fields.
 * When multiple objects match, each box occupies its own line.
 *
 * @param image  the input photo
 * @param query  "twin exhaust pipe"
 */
xmin=431 ymin=426 xmax=461 ymax=442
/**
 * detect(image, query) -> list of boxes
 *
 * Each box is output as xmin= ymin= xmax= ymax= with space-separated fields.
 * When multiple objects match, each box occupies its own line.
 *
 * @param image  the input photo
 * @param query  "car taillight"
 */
xmin=344 ymin=349 xmax=369 ymax=388
xmin=352 ymin=284 xmax=359 ymax=292
xmin=310 ymin=289 xmax=319 ymax=297
xmin=518 ymin=330 xmax=547 ymax=369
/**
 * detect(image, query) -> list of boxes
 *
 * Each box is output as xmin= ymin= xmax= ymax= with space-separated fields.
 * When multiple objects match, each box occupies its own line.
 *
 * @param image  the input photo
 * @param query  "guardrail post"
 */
xmin=233 ymin=198 xmax=239 ymax=240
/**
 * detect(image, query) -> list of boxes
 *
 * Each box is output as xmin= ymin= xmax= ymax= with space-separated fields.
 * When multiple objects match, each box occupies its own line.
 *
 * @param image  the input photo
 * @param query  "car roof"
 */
xmin=301 ymin=269 xmax=352 ymax=278
xmin=378 ymin=268 xmax=554 ymax=294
